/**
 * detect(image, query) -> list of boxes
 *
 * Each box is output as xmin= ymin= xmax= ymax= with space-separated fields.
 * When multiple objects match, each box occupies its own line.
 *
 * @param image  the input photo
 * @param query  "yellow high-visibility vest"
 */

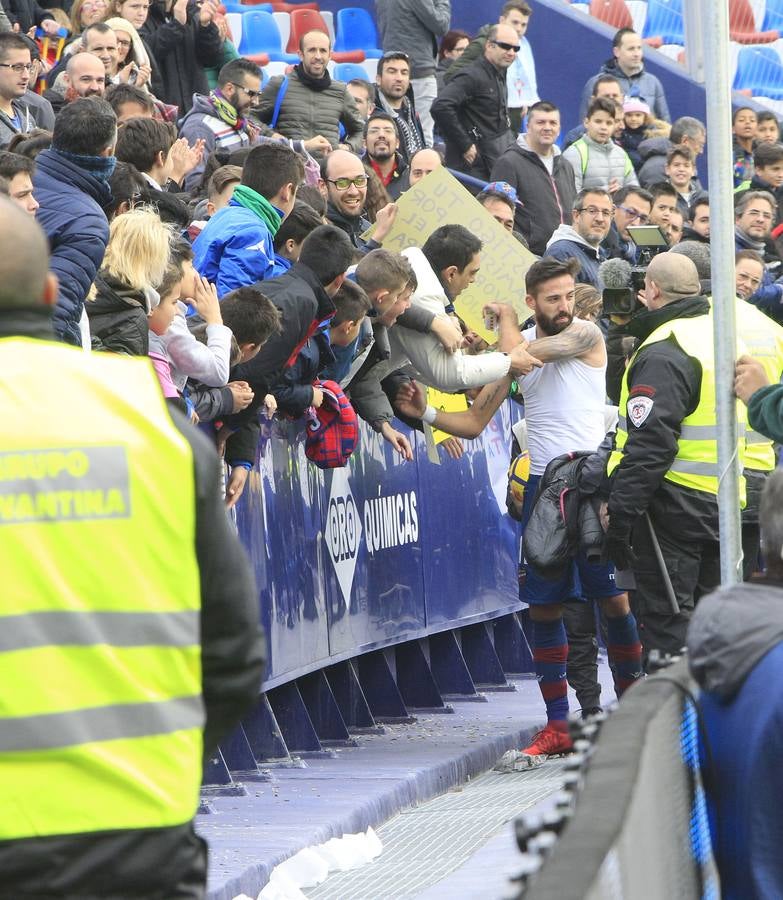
xmin=607 ymin=314 xmax=747 ymax=503
xmin=727 ymin=297 xmax=783 ymax=473
xmin=0 ymin=338 xmax=203 ymax=840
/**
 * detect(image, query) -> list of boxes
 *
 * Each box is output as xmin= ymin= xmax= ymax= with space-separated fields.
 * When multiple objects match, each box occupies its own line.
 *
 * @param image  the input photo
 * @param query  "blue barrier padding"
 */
xmin=234 ymin=405 xmax=522 ymax=691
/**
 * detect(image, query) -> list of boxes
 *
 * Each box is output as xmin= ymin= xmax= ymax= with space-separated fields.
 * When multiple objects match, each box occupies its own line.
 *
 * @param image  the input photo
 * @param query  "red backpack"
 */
xmin=304 ymin=380 xmax=359 ymax=469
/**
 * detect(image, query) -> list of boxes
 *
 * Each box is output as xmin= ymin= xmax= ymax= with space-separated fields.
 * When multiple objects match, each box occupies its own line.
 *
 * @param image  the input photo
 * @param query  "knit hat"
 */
xmin=623 ymin=99 xmax=650 ymax=115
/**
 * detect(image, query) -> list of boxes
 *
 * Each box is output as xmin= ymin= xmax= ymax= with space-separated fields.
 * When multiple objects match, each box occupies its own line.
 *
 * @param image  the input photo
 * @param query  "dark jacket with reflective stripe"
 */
xmin=0 ymin=307 xmax=265 ymax=899
xmin=606 ymin=296 xmax=720 ymax=542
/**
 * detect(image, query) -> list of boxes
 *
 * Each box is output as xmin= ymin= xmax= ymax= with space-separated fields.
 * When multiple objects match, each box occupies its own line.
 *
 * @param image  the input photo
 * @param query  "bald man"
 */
xmin=43 ymin=52 xmax=107 ymax=115
xmin=0 ymin=196 xmax=264 ymax=899
xmin=603 ymin=252 xmax=738 ymax=666
xmin=408 ymin=148 xmax=442 ymax=187
xmin=431 ymin=22 xmax=518 ymax=179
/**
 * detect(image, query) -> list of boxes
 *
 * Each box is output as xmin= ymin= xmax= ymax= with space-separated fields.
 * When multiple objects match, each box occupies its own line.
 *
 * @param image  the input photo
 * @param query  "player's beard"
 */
xmin=536 ymin=309 xmax=573 ymax=335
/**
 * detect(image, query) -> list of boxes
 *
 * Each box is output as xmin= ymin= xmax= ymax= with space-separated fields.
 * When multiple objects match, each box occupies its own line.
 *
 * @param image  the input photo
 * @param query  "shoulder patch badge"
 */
xmin=628 ymin=395 xmax=654 ymax=428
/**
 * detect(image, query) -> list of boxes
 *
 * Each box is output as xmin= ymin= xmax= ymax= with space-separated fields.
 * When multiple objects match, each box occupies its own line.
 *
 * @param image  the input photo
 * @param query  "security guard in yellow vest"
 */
xmin=732 ymin=250 xmax=783 ymax=578
xmin=0 ymin=200 xmax=265 ymax=899
xmin=603 ymin=253 xmax=747 ymax=662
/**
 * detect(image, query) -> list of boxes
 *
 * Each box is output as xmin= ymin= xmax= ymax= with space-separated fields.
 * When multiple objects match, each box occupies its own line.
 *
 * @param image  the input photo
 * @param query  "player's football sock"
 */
xmin=532 ymin=617 xmax=569 ymax=722
xmin=606 ymin=611 xmax=644 ymax=696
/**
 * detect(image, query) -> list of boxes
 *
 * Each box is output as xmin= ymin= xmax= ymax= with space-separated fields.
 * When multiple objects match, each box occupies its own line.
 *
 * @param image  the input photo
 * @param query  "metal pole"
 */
xmin=701 ymin=0 xmax=743 ymax=586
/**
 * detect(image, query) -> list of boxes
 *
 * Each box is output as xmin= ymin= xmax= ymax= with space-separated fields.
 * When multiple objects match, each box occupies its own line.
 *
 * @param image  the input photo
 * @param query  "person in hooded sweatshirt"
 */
xmin=544 ymin=188 xmax=612 ymax=288
xmin=687 ymin=469 xmax=783 ymax=900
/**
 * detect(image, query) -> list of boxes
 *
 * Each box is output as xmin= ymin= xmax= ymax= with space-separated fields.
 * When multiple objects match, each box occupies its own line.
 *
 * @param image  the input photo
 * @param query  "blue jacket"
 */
xmin=33 ymin=149 xmax=111 ymax=346
xmin=545 ymin=224 xmax=603 ymax=287
xmin=193 ymin=199 xmax=287 ymax=298
xmin=688 ymin=581 xmax=783 ymax=900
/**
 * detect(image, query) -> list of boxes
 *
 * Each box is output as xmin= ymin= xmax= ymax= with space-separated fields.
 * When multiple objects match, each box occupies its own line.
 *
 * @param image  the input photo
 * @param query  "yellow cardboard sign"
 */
xmin=363 ymin=166 xmax=537 ymax=341
xmin=427 ymin=387 xmax=470 ymax=445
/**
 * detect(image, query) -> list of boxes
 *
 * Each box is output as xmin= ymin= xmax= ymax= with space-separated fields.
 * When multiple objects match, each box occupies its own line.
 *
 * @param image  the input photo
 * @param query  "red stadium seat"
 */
xmin=286 ymin=8 xmax=364 ymax=61
xmin=729 ymin=0 xmax=779 ymax=44
xmin=589 ymin=0 xmax=632 ymax=29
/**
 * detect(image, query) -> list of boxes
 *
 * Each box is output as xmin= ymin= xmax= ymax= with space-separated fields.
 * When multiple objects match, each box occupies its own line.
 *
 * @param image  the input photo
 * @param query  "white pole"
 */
xmin=701 ymin=0 xmax=743 ymax=585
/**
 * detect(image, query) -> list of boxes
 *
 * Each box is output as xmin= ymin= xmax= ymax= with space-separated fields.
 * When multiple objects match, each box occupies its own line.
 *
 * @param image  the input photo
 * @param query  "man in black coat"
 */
xmin=430 ymin=23 xmax=518 ymax=180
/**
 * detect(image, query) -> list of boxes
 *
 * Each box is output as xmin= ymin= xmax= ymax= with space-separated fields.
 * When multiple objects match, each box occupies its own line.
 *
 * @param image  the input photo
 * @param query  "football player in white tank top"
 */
xmin=395 ymin=257 xmax=643 ymax=764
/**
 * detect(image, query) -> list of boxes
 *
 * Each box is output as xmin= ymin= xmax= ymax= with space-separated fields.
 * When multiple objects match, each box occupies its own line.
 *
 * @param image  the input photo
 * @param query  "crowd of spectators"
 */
xmin=4 ymin=0 xmax=783 ymax=597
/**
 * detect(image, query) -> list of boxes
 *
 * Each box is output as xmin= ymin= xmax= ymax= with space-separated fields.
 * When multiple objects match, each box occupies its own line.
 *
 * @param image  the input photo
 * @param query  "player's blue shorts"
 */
xmin=520 ymin=474 xmax=622 ymax=606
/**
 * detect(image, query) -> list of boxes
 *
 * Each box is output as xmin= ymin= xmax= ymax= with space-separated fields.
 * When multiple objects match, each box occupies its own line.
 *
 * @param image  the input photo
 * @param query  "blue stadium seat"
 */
xmin=733 ymin=45 xmax=783 ymax=99
xmin=334 ymin=7 xmax=383 ymax=57
xmin=764 ymin=0 xmax=783 ymax=31
xmin=221 ymin=1 xmax=271 ymax=12
xmin=644 ymin=0 xmax=685 ymax=46
xmin=238 ymin=10 xmax=298 ymax=62
xmin=333 ymin=62 xmax=371 ymax=83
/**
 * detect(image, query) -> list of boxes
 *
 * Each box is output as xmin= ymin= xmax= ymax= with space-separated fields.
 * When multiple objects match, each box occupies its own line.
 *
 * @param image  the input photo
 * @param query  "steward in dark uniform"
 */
xmin=603 ymin=254 xmax=746 ymax=662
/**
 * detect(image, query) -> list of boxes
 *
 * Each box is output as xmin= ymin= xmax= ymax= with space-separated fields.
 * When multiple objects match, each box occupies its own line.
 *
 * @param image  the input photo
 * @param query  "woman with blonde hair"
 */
xmin=87 ymin=207 xmax=173 ymax=355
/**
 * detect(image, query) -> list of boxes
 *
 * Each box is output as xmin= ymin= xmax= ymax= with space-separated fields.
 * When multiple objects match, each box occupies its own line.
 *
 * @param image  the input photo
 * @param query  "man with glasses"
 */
xmin=373 ymin=52 xmax=424 ymax=164
xmin=0 ymin=33 xmax=42 ymax=148
xmin=179 ymin=58 xmax=263 ymax=192
xmin=376 ymin=0 xmax=451 ymax=147
xmin=735 ymin=191 xmax=783 ymax=325
xmin=431 ymin=23 xmax=518 ymax=180
xmin=602 ymin=185 xmax=653 ymax=263
xmin=544 ymin=188 xmax=613 ymax=288
xmin=257 ymin=29 xmax=364 ymax=156
xmin=363 ymin=111 xmax=408 ymax=201
xmin=322 ymin=148 xmax=398 ymax=253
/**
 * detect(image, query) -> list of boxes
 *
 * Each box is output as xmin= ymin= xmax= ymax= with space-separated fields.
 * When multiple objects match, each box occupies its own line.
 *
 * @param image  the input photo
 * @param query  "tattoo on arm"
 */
xmin=526 ymin=322 xmax=602 ymax=363
xmin=475 ymin=380 xmax=509 ymax=414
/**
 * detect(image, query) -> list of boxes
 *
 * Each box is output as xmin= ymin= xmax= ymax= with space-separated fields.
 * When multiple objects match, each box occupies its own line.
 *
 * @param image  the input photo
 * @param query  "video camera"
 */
xmin=600 ymin=224 xmax=669 ymax=317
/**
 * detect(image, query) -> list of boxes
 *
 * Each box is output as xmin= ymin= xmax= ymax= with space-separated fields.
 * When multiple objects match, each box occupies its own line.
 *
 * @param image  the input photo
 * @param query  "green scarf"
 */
xmin=232 ymin=184 xmax=282 ymax=236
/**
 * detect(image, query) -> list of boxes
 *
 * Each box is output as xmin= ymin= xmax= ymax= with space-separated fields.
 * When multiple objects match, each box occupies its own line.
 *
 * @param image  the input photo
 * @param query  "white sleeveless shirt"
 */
xmin=519 ymin=320 xmax=608 ymax=475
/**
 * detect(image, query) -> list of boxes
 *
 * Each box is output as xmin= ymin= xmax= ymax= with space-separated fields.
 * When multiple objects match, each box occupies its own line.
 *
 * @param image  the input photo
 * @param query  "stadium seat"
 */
xmin=333 ymin=62 xmax=370 ymax=82
xmin=764 ymin=0 xmax=783 ymax=31
xmin=321 ymin=9 xmax=335 ymax=44
xmin=334 ymin=7 xmax=383 ymax=57
xmin=221 ymin=0 xmax=271 ymax=11
xmin=589 ymin=0 xmax=632 ymax=30
xmin=225 ymin=11 xmax=242 ymax=44
xmin=286 ymin=8 xmax=365 ymax=61
xmin=263 ymin=60 xmax=290 ymax=78
xmin=238 ymin=10 xmax=298 ymax=63
xmin=733 ymin=45 xmax=783 ymax=98
xmin=272 ymin=11 xmax=290 ymax=49
xmin=729 ymin=0 xmax=780 ymax=43
xmin=625 ymin=0 xmax=648 ymax=34
xmin=644 ymin=0 xmax=685 ymax=47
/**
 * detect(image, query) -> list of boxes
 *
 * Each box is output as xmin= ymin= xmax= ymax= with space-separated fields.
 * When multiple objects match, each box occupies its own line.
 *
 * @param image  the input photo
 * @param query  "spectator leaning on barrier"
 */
xmin=373 ymin=51 xmax=424 ymax=165
xmin=431 ymin=23 xmax=517 ymax=181
xmin=363 ymin=110 xmax=408 ymax=202
xmin=603 ymin=253 xmax=732 ymax=664
xmin=491 ymin=100 xmax=577 ymax=256
xmin=637 ymin=114 xmax=705 ymax=189
xmin=562 ymin=96 xmax=638 ymax=194
xmin=545 ymin=188 xmax=613 ymax=288
xmin=257 ymin=29 xmax=363 ymax=156
xmin=34 ymin=97 xmax=115 ymax=347
xmin=0 ymin=196 xmax=265 ymax=899
xmin=375 ymin=0 xmax=451 ymax=148
xmin=193 ymin=141 xmax=302 ymax=297
xmin=688 ymin=469 xmax=783 ymax=900
xmin=178 ymin=57 xmax=261 ymax=192
xmin=580 ymin=27 xmax=669 ymax=123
